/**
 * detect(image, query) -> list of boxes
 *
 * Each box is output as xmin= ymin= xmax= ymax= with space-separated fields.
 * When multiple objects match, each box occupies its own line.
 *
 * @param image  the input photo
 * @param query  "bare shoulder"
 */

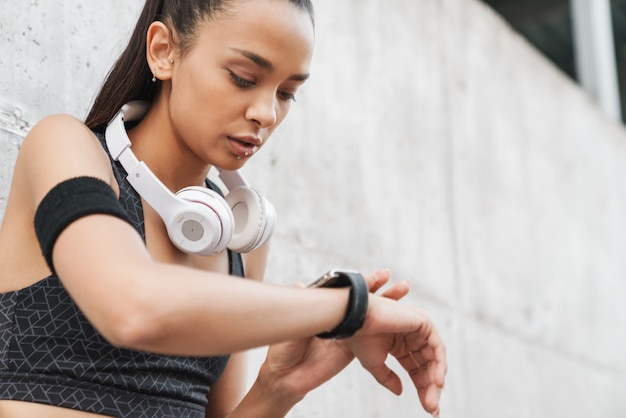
xmin=15 ymin=114 xmax=116 ymax=205
xmin=22 ymin=114 xmax=102 ymax=157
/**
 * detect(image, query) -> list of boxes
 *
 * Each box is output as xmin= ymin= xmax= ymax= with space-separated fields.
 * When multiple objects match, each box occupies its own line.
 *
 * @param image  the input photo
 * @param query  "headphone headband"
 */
xmin=106 ymin=101 xmax=248 ymax=193
xmin=104 ymin=101 xmax=276 ymax=255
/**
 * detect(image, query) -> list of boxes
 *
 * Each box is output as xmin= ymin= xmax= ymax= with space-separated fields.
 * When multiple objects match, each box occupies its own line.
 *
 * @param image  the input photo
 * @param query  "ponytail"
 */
xmin=84 ymin=0 xmax=163 ymax=131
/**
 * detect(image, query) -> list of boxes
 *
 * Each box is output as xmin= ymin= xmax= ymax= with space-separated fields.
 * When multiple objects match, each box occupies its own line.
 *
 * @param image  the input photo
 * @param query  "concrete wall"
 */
xmin=2 ymin=1 xmax=626 ymax=417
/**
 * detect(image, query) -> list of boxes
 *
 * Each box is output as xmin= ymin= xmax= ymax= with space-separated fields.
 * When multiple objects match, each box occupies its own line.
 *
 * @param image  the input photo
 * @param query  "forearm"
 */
xmin=53 ymin=220 xmax=349 ymax=356
xmin=129 ymin=262 xmax=350 ymax=355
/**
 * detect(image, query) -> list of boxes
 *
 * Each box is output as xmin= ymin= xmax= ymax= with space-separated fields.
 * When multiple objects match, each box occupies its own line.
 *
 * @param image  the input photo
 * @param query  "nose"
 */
xmin=245 ymin=91 xmax=278 ymax=128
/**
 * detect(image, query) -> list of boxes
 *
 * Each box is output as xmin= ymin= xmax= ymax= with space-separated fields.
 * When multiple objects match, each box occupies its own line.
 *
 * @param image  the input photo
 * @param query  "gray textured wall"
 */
xmin=2 ymin=1 xmax=626 ymax=417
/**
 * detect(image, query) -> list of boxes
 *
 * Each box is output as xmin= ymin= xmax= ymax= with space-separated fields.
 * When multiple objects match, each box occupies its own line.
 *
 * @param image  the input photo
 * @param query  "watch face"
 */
xmin=307 ymin=269 xmax=361 ymax=288
xmin=307 ymin=270 xmax=340 ymax=288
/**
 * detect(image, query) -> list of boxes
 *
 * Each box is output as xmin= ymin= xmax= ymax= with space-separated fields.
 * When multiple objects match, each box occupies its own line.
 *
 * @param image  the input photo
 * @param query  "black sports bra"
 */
xmin=0 ymin=131 xmax=244 ymax=417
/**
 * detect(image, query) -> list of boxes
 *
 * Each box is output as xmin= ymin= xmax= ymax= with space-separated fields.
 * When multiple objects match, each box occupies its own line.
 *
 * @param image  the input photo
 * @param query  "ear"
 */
xmin=146 ymin=21 xmax=175 ymax=81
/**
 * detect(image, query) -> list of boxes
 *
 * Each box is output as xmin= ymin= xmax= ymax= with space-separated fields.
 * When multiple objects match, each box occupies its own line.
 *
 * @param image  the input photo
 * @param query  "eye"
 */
xmin=278 ymin=90 xmax=297 ymax=102
xmin=229 ymin=71 xmax=255 ymax=88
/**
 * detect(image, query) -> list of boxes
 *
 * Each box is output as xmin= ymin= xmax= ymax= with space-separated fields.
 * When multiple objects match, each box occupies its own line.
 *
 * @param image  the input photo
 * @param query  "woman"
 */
xmin=0 ymin=0 xmax=446 ymax=417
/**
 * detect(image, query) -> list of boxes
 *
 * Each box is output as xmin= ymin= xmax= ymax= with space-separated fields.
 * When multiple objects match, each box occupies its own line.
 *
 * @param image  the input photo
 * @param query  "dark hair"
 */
xmin=85 ymin=0 xmax=314 ymax=131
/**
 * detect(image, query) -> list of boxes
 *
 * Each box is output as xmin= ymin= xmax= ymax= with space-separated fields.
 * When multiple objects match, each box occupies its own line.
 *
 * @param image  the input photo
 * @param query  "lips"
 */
xmin=228 ymin=135 xmax=261 ymax=159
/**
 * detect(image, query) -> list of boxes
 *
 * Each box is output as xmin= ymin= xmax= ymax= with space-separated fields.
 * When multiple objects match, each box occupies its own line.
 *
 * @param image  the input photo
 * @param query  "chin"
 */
xmin=213 ymin=158 xmax=246 ymax=172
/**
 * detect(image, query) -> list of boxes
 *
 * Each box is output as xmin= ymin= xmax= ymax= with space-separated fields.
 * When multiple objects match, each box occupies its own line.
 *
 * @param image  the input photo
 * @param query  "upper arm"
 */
xmin=241 ymin=240 xmax=271 ymax=281
xmin=15 ymin=115 xmax=154 ymax=340
xmin=0 ymin=114 xmax=117 ymax=287
xmin=17 ymin=114 xmax=116 ymax=208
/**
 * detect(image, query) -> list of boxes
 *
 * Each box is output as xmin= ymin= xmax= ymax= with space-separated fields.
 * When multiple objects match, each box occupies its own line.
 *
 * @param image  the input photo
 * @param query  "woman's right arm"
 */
xmin=17 ymin=115 xmax=352 ymax=355
xmin=19 ymin=116 xmax=446 ymax=415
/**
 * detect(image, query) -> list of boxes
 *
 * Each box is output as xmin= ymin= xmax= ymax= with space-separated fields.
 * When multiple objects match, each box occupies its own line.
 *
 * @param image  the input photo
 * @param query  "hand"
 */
xmin=346 ymin=295 xmax=447 ymax=417
xmin=258 ymin=269 xmax=409 ymax=399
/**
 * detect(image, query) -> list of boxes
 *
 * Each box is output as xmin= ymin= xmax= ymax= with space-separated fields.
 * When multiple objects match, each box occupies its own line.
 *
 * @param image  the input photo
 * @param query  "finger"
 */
xmin=408 ymin=334 xmax=447 ymax=388
xmin=361 ymin=361 xmax=404 ymax=396
xmin=380 ymin=280 xmax=410 ymax=301
xmin=395 ymin=353 xmax=441 ymax=414
xmin=419 ymin=361 xmax=444 ymax=414
xmin=364 ymin=269 xmax=391 ymax=293
xmin=395 ymin=351 xmax=427 ymax=387
xmin=393 ymin=327 xmax=446 ymax=413
xmin=419 ymin=380 xmax=443 ymax=416
xmin=434 ymin=342 xmax=448 ymax=387
xmin=422 ymin=329 xmax=447 ymax=387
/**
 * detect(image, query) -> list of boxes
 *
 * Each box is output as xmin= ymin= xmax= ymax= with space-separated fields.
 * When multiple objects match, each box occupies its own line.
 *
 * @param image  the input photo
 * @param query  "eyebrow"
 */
xmin=230 ymin=48 xmax=310 ymax=82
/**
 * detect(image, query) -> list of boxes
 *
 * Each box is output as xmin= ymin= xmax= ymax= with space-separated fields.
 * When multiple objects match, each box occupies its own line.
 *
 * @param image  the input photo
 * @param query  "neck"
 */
xmin=127 ymin=101 xmax=212 ymax=192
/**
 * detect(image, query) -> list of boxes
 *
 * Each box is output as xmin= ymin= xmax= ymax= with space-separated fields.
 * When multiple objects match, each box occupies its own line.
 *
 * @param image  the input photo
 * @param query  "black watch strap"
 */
xmin=310 ymin=270 xmax=369 ymax=339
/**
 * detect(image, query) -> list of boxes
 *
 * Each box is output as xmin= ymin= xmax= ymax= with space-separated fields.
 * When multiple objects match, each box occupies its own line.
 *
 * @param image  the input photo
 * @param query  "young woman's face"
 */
xmin=166 ymin=0 xmax=315 ymax=171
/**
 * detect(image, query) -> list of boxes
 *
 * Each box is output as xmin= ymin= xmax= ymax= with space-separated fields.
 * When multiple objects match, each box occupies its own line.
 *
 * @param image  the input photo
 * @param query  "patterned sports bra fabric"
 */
xmin=0 ymin=131 xmax=244 ymax=417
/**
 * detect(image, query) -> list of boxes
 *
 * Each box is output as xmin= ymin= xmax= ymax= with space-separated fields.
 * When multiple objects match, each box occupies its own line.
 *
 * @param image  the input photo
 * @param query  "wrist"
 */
xmin=310 ymin=270 xmax=369 ymax=339
xmin=257 ymin=361 xmax=305 ymax=408
xmin=227 ymin=367 xmax=302 ymax=418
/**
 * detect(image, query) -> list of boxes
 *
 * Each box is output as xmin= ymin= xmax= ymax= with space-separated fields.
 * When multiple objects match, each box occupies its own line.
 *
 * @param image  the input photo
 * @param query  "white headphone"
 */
xmin=105 ymin=101 xmax=276 ymax=256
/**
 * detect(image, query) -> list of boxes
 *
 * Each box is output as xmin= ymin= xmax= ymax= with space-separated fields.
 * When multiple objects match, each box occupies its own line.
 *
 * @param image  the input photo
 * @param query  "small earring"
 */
xmin=152 ymin=68 xmax=157 ymax=83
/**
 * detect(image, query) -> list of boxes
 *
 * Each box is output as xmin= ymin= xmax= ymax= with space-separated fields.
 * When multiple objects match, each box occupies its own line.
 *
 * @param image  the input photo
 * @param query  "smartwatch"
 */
xmin=308 ymin=269 xmax=369 ymax=339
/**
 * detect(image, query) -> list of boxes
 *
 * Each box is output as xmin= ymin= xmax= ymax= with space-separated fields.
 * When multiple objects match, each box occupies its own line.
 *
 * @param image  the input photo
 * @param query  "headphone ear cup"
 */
xmin=225 ymin=186 xmax=276 ymax=253
xmin=170 ymin=186 xmax=234 ymax=255
xmin=257 ymin=194 xmax=276 ymax=248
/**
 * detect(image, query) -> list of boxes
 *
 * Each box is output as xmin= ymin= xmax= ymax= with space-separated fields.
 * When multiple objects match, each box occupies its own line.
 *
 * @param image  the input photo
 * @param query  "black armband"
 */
xmin=34 ymin=176 xmax=132 ymax=274
xmin=308 ymin=270 xmax=369 ymax=339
